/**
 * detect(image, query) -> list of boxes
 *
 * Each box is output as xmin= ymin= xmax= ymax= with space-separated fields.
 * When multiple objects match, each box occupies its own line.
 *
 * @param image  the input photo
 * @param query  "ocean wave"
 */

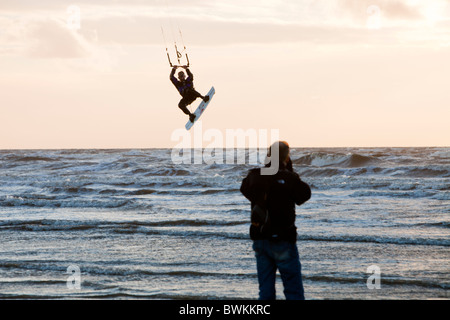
xmin=413 ymin=221 xmax=450 ymax=229
xmin=0 ymin=219 xmax=247 ymax=232
xmin=431 ymin=192 xmax=450 ymax=201
xmin=403 ymin=167 xmax=450 ymax=178
xmin=0 ymin=258 xmax=251 ymax=281
xmin=293 ymin=152 xmax=379 ymax=168
xmin=0 ymin=195 xmax=139 ymax=209
xmin=111 ymin=219 xmax=245 ymax=229
xmin=137 ymin=188 xmax=235 ymax=196
xmin=136 ymin=168 xmax=191 ymax=176
xmin=11 ymin=221 xmax=441 ymax=247
xmin=349 ymin=189 xmax=423 ymax=198
xmin=50 ymin=186 xmax=96 ymax=194
xmin=4 ymin=155 xmax=58 ymax=162
xmin=0 ymin=220 xmax=100 ymax=232
xmin=291 ymin=150 xmax=450 ymax=179
xmin=4 ymin=257 xmax=446 ymax=294
xmin=296 ymin=164 xmax=450 ymax=179
xmin=304 ymin=274 xmax=448 ymax=289
xmin=127 ymin=189 xmax=157 ymax=195
xmin=296 ymin=168 xmax=341 ymax=177
xmin=0 ymin=183 xmax=235 ymax=208
xmin=297 ymin=234 xmax=449 ymax=247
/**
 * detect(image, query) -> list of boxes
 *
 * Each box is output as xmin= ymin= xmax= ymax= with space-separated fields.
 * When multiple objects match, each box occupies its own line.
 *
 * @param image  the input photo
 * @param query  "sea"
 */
xmin=0 ymin=147 xmax=448 ymax=300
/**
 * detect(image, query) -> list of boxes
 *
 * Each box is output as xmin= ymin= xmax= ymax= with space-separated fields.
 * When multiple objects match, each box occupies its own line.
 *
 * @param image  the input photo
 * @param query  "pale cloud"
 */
xmin=26 ymin=19 xmax=90 ymax=58
xmin=0 ymin=14 xmax=90 ymax=58
xmin=0 ymin=14 xmax=119 ymax=71
xmin=338 ymin=0 xmax=423 ymax=21
xmin=1 ymin=0 xmax=449 ymax=51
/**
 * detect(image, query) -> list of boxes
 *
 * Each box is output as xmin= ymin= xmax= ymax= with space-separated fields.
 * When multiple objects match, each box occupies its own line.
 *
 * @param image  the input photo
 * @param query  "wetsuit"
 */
xmin=170 ymin=67 xmax=203 ymax=115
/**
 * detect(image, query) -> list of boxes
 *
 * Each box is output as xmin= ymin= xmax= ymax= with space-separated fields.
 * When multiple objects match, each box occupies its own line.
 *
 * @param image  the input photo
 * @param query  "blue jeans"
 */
xmin=253 ymin=239 xmax=305 ymax=300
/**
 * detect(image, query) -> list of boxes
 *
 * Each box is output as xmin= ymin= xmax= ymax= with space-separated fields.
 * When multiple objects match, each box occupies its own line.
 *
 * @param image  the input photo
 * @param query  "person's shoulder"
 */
xmin=247 ymin=167 xmax=261 ymax=176
xmin=170 ymin=74 xmax=179 ymax=83
xmin=278 ymin=168 xmax=301 ymax=180
xmin=243 ymin=168 xmax=265 ymax=183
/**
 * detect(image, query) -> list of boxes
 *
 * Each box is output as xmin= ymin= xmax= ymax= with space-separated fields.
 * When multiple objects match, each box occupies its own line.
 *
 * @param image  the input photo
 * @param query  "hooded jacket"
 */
xmin=240 ymin=161 xmax=311 ymax=243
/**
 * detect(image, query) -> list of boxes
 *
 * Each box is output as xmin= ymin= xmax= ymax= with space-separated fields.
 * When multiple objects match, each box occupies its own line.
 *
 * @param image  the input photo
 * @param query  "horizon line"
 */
xmin=0 ymin=145 xmax=448 ymax=151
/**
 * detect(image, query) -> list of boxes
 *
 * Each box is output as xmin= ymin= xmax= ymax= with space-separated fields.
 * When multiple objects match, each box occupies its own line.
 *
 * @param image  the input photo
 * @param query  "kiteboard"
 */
xmin=185 ymin=86 xmax=215 ymax=130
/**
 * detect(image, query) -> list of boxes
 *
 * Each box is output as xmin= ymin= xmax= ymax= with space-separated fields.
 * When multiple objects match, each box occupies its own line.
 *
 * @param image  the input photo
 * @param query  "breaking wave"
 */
xmin=293 ymin=152 xmax=378 ymax=168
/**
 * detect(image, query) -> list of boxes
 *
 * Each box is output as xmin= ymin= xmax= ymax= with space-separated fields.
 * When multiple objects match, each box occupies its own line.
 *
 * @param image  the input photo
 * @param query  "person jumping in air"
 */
xmin=170 ymin=66 xmax=209 ymax=122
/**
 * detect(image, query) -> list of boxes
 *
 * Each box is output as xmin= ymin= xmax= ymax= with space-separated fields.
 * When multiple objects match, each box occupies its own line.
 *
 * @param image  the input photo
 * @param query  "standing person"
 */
xmin=170 ymin=66 xmax=209 ymax=123
xmin=240 ymin=141 xmax=311 ymax=300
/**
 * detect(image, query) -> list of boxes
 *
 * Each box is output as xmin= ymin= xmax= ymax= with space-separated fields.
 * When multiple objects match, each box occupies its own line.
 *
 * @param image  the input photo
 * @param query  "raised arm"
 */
xmin=292 ymin=174 xmax=311 ymax=206
xmin=170 ymin=67 xmax=179 ymax=85
xmin=185 ymin=67 xmax=193 ymax=81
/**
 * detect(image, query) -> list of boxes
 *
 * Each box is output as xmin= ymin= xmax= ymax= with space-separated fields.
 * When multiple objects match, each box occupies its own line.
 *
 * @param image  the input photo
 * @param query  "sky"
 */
xmin=0 ymin=0 xmax=449 ymax=149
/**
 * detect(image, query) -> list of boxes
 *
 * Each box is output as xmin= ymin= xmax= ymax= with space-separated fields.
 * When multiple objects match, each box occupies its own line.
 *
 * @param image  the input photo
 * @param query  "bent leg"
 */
xmin=178 ymin=98 xmax=191 ymax=115
xmin=187 ymin=89 xmax=208 ymax=102
xmin=178 ymin=92 xmax=198 ymax=113
xmin=193 ymin=90 xmax=203 ymax=99
xmin=194 ymin=89 xmax=209 ymax=102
